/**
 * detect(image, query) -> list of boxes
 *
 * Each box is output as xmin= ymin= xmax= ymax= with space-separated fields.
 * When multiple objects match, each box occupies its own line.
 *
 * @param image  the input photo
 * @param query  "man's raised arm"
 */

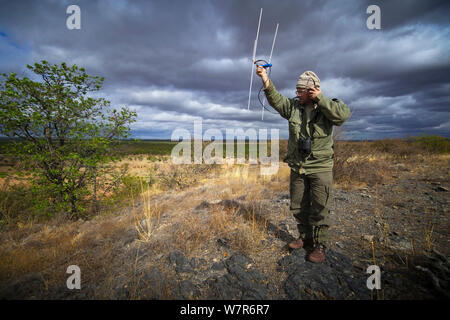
xmin=256 ymin=65 xmax=293 ymax=120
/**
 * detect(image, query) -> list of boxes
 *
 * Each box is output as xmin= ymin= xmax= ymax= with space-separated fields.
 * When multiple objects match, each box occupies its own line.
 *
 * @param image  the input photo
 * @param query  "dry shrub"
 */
xmin=168 ymin=201 xmax=267 ymax=257
xmin=333 ymin=136 xmax=448 ymax=188
xmin=370 ymin=139 xmax=417 ymax=159
xmin=0 ymin=232 xmax=72 ymax=282
xmin=333 ymin=141 xmax=391 ymax=187
xmin=215 ymin=206 xmax=267 ymax=255
xmin=0 ymin=213 xmax=130 ymax=291
xmin=151 ymin=163 xmax=220 ymax=191
xmin=172 ymin=213 xmax=213 ymax=254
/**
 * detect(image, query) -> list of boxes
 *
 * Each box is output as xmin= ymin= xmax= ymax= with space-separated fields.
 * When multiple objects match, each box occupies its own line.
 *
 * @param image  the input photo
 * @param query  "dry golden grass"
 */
xmin=332 ymin=140 xmax=449 ymax=189
xmin=424 ymin=222 xmax=435 ymax=252
xmin=132 ymin=182 xmax=166 ymax=242
xmin=0 ymin=139 xmax=448 ymax=298
xmin=113 ymin=160 xmax=285 ymax=265
xmin=0 ymin=211 xmax=132 ymax=291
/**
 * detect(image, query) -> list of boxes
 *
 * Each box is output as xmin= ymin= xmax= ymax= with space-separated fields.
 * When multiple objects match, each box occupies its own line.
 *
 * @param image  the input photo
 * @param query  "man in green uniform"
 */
xmin=256 ymin=66 xmax=350 ymax=263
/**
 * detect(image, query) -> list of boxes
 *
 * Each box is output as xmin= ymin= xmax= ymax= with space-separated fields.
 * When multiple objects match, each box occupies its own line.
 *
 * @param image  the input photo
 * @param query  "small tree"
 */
xmin=0 ymin=60 xmax=136 ymax=218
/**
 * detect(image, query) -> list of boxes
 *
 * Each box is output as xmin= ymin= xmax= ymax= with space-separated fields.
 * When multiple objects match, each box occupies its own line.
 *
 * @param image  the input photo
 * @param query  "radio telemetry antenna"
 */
xmin=262 ymin=22 xmax=279 ymax=120
xmin=246 ymin=8 xmax=279 ymax=120
xmin=247 ymin=8 xmax=263 ymax=111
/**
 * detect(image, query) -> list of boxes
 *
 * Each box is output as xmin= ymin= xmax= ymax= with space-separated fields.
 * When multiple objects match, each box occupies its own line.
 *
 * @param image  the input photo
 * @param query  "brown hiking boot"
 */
xmin=308 ymin=244 xmax=326 ymax=263
xmin=289 ymin=237 xmax=313 ymax=249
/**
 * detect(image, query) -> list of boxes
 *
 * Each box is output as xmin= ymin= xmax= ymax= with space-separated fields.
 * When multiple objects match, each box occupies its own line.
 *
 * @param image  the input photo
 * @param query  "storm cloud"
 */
xmin=1 ymin=0 xmax=449 ymax=139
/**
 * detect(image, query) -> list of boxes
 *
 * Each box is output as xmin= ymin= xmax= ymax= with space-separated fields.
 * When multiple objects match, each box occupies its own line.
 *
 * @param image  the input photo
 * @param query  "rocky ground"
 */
xmin=0 ymin=160 xmax=449 ymax=300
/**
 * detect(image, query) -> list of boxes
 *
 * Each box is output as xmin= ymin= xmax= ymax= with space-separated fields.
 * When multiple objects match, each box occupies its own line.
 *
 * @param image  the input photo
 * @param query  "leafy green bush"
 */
xmin=370 ymin=135 xmax=449 ymax=157
xmin=0 ymin=61 xmax=137 ymax=219
xmin=414 ymin=134 xmax=449 ymax=154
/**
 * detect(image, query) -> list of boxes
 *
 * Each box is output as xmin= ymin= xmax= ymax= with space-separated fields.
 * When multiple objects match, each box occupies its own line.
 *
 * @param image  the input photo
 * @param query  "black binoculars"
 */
xmin=298 ymin=137 xmax=312 ymax=155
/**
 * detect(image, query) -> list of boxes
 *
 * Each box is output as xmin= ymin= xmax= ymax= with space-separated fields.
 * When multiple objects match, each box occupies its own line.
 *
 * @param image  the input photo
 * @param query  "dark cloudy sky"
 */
xmin=1 ymin=0 xmax=449 ymax=140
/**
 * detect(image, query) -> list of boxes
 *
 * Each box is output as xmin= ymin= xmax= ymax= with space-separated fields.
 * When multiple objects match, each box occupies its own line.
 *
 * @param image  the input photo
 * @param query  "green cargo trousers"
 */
xmin=290 ymin=169 xmax=333 ymax=246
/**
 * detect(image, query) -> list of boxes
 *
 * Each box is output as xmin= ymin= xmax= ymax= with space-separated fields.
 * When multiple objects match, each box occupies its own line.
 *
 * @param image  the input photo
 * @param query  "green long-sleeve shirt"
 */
xmin=264 ymin=81 xmax=351 ymax=174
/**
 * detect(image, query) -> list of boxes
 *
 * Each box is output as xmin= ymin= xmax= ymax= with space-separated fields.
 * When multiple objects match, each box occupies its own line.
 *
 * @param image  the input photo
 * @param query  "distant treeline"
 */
xmin=0 ymin=134 xmax=448 ymax=157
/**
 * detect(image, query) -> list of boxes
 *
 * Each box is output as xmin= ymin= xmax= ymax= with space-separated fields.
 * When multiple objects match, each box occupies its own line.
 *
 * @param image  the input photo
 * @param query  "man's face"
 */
xmin=296 ymin=87 xmax=311 ymax=104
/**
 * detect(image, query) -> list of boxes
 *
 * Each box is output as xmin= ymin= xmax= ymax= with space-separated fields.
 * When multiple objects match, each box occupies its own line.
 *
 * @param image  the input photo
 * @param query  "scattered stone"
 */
xmin=362 ymin=235 xmax=374 ymax=242
xmin=167 ymin=250 xmax=195 ymax=273
xmin=217 ymin=238 xmax=231 ymax=248
xmin=211 ymin=261 xmax=226 ymax=271
xmin=190 ymin=257 xmax=207 ymax=269
xmin=388 ymin=237 xmax=412 ymax=251
xmin=397 ymin=239 xmax=412 ymax=251
xmin=173 ymin=280 xmax=200 ymax=300
xmin=204 ymin=253 xmax=270 ymax=299
xmin=224 ymin=254 xmax=251 ymax=269
xmin=168 ymin=250 xmax=186 ymax=266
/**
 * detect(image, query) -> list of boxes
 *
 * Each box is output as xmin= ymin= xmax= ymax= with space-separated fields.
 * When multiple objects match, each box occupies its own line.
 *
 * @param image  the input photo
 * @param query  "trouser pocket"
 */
xmin=308 ymin=171 xmax=333 ymax=227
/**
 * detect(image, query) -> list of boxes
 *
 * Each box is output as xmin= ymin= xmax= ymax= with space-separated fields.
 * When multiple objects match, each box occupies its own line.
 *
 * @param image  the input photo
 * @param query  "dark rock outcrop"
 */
xmin=204 ymin=253 xmax=274 ymax=300
xmin=279 ymin=249 xmax=369 ymax=300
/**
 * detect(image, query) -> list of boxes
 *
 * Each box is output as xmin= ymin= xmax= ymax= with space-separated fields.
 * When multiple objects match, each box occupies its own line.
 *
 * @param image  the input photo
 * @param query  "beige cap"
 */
xmin=296 ymin=71 xmax=320 ymax=88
